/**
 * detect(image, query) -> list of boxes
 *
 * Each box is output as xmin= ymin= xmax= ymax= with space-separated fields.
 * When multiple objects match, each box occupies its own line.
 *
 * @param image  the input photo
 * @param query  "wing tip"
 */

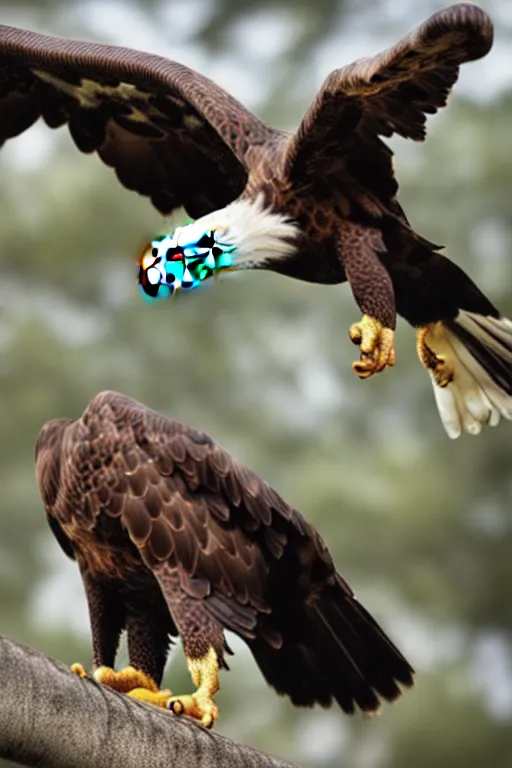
xmin=427 ymin=4 xmax=494 ymax=62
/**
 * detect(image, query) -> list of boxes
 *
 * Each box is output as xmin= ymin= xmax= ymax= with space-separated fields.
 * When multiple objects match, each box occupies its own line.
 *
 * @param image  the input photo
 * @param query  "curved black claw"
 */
xmin=167 ymin=699 xmax=184 ymax=715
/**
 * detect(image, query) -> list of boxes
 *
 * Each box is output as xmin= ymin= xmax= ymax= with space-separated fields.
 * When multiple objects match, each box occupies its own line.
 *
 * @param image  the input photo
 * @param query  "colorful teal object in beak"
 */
xmin=138 ymin=227 xmax=235 ymax=301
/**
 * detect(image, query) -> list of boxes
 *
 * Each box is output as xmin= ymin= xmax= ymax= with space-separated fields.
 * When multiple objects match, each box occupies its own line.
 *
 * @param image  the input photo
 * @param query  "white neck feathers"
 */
xmin=198 ymin=195 xmax=299 ymax=269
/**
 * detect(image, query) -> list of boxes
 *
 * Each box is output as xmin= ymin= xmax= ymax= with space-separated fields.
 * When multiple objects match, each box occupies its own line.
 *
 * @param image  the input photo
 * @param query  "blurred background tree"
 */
xmin=0 ymin=0 xmax=511 ymax=766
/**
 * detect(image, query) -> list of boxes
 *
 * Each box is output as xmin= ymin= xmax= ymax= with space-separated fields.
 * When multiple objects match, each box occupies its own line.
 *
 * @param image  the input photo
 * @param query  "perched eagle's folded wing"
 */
xmin=0 ymin=26 xmax=273 ymax=216
xmin=284 ymin=4 xmax=493 ymax=183
xmin=58 ymin=390 xmax=310 ymax=640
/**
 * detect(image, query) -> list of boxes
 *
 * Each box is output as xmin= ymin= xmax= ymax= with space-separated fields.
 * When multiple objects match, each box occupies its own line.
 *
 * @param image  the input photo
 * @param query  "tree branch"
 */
xmin=0 ymin=635 xmax=299 ymax=768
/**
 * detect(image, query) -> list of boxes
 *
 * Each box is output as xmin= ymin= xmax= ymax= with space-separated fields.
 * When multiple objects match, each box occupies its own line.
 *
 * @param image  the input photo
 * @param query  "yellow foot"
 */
xmin=94 ymin=665 xmax=162 ymax=695
xmin=167 ymin=647 xmax=221 ymax=728
xmin=127 ymin=687 xmax=172 ymax=708
xmin=416 ymin=325 xmax=454 ymax=388
xmin=71 ymin=662 xmax=88 ymax=679
xmin=349 ymin=314 xmax=396 ymax=378
xmin=72 ymin=664 xmax=172 ymax=707
xmin=167 ymin=692 xmax=219 ymax=729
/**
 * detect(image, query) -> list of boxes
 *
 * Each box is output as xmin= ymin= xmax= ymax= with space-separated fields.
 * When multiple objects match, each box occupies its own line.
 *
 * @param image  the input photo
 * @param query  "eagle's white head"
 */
xmin=138 ymin=195 xmax=299 ymax=300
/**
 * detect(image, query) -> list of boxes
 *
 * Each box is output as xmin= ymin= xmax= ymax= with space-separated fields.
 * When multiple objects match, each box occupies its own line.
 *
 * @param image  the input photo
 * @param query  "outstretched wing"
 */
xmin=0 ymin=26 xmax=273 ymax=217
xmin=53 ymin=391 xmax=334 ymax=642
xmin=284 ymin=4 xmax=493 ymax=204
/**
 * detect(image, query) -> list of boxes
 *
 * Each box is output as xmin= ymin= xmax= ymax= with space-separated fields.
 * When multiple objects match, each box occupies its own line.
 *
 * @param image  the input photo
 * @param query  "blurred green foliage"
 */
xmin=0 ymin=0 xmax=511 ymax=766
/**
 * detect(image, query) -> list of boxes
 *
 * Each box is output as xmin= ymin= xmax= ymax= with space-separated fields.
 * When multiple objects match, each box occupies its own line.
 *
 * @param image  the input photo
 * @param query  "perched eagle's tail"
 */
xmin=249 ymin=575 xmax=414 ymax=715
xmin=423 ymin=311 xmax=512 ymax=438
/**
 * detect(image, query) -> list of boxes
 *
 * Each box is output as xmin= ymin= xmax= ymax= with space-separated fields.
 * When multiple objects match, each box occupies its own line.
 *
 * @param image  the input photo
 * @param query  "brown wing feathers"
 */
xmin=74 ymin=394 xmax=283 ymax=626
xmin=0 ymin=24 xmax=275 ymax=215
xmin=284 ymin=4 xmax=493 ymax=181
xmin=332 ymin=3 xmax=493 ymax=141
xmin=0 ymin=6 xmax=493 ymax=220
xmin=36 ymin=392 xmax=414 ymax=714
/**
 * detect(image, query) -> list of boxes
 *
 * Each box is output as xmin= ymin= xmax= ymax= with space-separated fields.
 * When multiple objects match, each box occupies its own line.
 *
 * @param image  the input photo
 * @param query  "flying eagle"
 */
xmin=35 ymin=390 xmax=414 ymax=727
xmin=2 ymin=4 xmax=511 ymax=438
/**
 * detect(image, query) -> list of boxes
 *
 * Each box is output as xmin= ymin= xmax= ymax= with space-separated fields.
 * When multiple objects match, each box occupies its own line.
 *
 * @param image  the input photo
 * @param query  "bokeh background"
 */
xmin=1 ymin=0 xmax=511 ymax=765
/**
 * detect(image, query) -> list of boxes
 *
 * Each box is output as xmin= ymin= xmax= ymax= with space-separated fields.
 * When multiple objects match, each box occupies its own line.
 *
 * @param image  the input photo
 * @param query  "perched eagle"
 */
xmin=2 ymin=4 xmax=511 ymax=438
xmin=35 ymin=390 xmax=414 ymax=726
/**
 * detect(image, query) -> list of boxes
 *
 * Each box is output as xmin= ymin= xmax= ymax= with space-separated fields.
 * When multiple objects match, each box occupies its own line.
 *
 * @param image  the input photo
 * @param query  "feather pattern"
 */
xmin=283 ymin=3 xmax=493 ymax=182
xmin=428 ymin=312 xmax=512 ymax=438
xmin=193 ymin=195 xmax=300 ymax=270
xmin=0 ymin=24 xmax=274 ymax=216
xmin=3 ymin=8 xmax=508 ymax=439
xmin=35 ymin=391 xmax=414 ymax=714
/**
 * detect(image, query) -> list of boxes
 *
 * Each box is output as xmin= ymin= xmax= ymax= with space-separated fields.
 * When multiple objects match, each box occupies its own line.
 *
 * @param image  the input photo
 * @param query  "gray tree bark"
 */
xmin=0 ymin=635 xmax=299 ymax=768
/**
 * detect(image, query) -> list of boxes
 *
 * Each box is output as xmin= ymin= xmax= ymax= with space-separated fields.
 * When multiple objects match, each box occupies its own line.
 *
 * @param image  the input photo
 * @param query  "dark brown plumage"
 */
xmin=2 ymin=5 xmax=511 ymax=437
xmin=36 ymin=390 xmax=414 ymax=723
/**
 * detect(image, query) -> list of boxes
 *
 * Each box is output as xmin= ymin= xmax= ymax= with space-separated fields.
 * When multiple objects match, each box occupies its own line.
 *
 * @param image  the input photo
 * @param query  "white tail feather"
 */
xmin=430 ymin=380 xmax=465 ymax=439
xmin=427 ymin=310 xmax=512 ymax=438
xmin=195 ymin=195 xmax=299 ymax=269
xmin=458 ymin=312 xmax=512 ymax=363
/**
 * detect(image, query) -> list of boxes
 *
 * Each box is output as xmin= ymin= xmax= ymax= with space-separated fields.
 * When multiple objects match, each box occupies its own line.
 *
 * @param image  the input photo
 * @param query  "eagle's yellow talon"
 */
xmin=349 ymin=315 xmax=396 ymax=378
xmin=432 ymin=357 xmax=454 ymax=388
xmin=168 ymin=698 xmax=184 ymax=715
xmin=126 ymin=687 xmax=173 ymax=708
xmin=71 ymin=662 xmax=88 ymax=679
xmin=167 ymin=693 xmax=218 ymax=728
xmin=166 ymin=647 xmax=220 ymax=728
xmin=91 ymin=666 xmax=172 ymax=708
xmin=416 ymin=325 xmax=454 ymax=387
xmin=94 ymin=665 xmax=159 ymax=694
xmin=352 ymin=360 xmax=376 ymax=378
xmin=349 ymin=324 xmax=363 ymax=346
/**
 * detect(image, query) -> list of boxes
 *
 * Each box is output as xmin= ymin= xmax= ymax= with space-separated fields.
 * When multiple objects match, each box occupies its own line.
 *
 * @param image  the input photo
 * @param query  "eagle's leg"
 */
xmin=121 ymin=594 xmax=175 ymax=707
xmin=155 ymin=566 xmax=224 ymax=728
xmin=416 ymin=324 xmax=454 ymax=387
xmin=71 ymin=575 xmax=125 ymax=684
xmin=72 ymin=574 xmax=172 ymax=708
xmin=338 ymin=223 xmax=396 ymax=378
xmin=167 ymin=646 xmax=220 ymax=728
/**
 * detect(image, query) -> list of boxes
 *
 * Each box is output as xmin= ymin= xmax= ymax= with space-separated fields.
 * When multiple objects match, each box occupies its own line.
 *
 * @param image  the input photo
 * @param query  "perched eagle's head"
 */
xmin=138 ymin=196 xmax=299 ymax=301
